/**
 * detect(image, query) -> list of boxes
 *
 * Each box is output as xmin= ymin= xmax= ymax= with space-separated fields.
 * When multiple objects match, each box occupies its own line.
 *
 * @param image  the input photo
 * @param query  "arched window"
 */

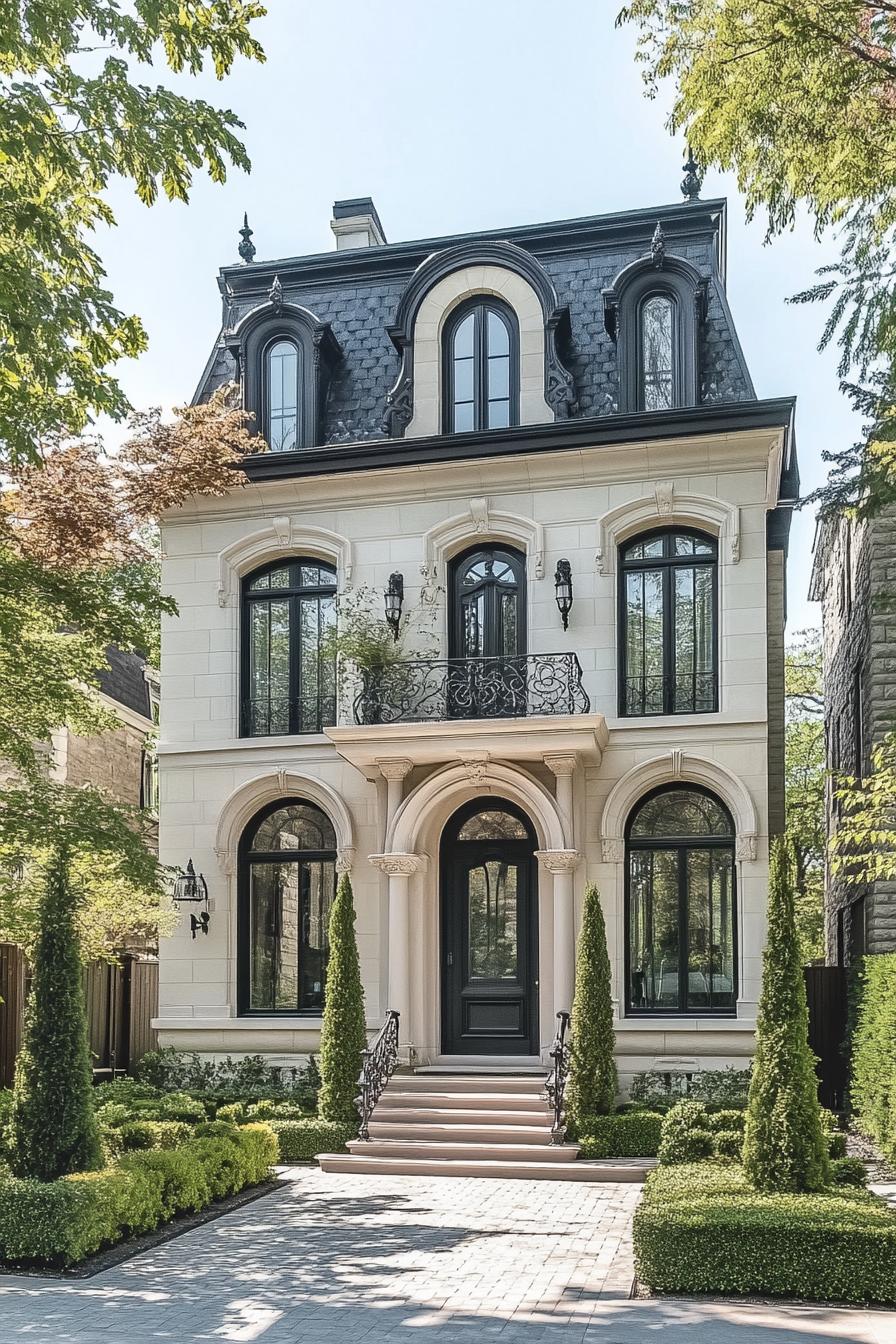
xmin=626 ymin=786 xmax=736 ymax=1015
xmin=265 ymin=338 xmax=302 ymax=452
xmin=639 ymin=293 xmax=675 ymax=411
xmin=443 ymin=299 xmax=518 ymax=433
xmin=241 ymin=559 xmax=337 ymax=736
xmin=238 ymin=800 xmax=337 ymax=1015
xmin=620 ymin=528 xmax=717 ymax=716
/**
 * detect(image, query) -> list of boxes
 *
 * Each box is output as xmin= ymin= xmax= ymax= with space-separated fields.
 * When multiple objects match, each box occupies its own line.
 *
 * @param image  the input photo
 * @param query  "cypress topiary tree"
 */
xmin=742 ymin=836 xmax=830 ymax=1192
xmin=9 ymin=845 xmax=103 ymax=1180
xmin=318 ymin=873 xmax=367 ymax=1126
xmin=566 ymin=882 xmax=618 ymax=1130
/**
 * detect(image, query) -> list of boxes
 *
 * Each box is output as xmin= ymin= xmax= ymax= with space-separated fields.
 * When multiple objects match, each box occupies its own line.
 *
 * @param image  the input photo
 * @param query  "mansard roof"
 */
xmin=193 ymin=196 xmax=756 ymax=444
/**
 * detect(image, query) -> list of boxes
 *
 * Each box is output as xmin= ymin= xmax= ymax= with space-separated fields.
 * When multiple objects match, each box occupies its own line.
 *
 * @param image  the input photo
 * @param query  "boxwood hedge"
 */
xmin=0 ymin=1122 xmax=278 ymax=1266
xmin=268 ymin=1118 xmax=355 ymax=1161
xmin=576 ymin=1111 xmax=663 ymax=1159
xmin=634 ymin=1163 xmax=896 ymax=1303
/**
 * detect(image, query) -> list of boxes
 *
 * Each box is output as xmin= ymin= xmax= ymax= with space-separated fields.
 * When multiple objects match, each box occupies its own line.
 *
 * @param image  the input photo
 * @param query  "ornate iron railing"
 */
xmin=545 ymin=1010 xmax=571 ymax=1145
xmin=354 ymin=653 xmax=590 ymax=725
xmin=355 ymin=1009 xmax=400 ymax=1140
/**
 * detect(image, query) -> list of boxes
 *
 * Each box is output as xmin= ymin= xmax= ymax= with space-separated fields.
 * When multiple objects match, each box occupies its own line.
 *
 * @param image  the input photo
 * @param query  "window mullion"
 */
xmin=663 ymin=559 xmax=674 ymax=715
xmin=678 ymin=843 xmax=688 ymax=1012
xmin=475 ymin=306 xmax=487 ymax=431
xmin=289 ymin=593 xmax=300 ymax=735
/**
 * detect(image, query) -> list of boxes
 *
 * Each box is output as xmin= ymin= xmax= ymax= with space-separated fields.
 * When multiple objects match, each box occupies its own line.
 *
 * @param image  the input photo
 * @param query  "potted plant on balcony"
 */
xmin=323 ymin=585 xmax=439 ymax=724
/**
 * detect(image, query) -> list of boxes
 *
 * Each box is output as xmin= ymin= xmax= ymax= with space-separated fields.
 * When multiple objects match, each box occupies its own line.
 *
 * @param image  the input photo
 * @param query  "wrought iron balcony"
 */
xmin=353 ymin=652 xmax=590 ymax=726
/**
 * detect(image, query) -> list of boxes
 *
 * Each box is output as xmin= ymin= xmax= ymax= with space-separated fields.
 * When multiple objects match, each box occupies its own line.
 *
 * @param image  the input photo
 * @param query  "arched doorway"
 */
xmin=440 ymin=799 xmax=538 ymax=1055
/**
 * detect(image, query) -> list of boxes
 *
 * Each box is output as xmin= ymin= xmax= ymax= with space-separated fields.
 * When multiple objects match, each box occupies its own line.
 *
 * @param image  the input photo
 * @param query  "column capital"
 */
xmin=376 ymin=757 xmax=414 ymax=782
xmin=535 ymin=849 xmax=581 ymax=874
xmin=601 ymin=838 xmax=624 ymax=864
xmin=335 ymin=846 xmax=356 ymax=874
xmin=543 ymin=752 xmax=577 ymax=778
xmin=369 ymin=852 xmax=429 ymax=877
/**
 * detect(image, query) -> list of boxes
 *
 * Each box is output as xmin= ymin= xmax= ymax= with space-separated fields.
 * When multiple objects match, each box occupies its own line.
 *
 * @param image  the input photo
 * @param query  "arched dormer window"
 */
xmin=265 ymin=337 xmax=302 ymax=451
xmin=603 ymin=237 xmax=707 ymax=413
xmin=225 ymin=301 xmax=340 ymax=452
xmin=443 ymin=299 xmax=519 ymax=433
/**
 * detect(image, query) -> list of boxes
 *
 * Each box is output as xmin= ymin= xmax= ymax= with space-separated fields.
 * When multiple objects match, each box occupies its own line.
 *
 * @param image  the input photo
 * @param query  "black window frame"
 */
xmin=448 ymin=544 xmax=527 ymax=661
xmin=442 ymin=297 xmax=520 ymax=434
xmin=624 ymin=783 xmax=737 ymax=1018
xmin=240 ymin=557 xmax=338 ymax=738
xmin=637 ymin=289 xmax=679 ymax=413
xmin=263 ymin=334 xmax=304 ymax=453
xmin=618 ymin=527 xmax=719 ymax=717
xmin=237 ymin=798 xmax=338 ymax=1017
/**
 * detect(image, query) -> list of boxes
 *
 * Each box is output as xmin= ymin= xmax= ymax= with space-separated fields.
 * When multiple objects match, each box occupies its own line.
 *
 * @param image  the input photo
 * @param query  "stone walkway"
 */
xmin=0 ymin=1168 xmax=892 ymax=1343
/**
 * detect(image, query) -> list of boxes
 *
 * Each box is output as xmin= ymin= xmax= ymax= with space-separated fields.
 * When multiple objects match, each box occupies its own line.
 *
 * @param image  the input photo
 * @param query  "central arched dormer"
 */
xmin=382 ymin=240 xmax=576 ymax=438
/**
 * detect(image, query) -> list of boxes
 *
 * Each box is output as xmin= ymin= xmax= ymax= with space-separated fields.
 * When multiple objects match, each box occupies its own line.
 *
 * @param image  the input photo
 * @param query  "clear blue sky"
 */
xmin=100 ymin=0 xmax=859 ymax=631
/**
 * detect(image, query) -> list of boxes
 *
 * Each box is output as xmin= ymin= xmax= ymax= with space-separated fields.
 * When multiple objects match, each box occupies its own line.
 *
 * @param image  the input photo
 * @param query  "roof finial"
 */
xmin=238 ymin=212 xmax=256 ymax=264
xmin=268 ymin=274 xmax=283 ymax=312
xmin=650 ymin=221 xmax=666 ymax=268
xmin=681 ymin=146 xmax=702 ymax=202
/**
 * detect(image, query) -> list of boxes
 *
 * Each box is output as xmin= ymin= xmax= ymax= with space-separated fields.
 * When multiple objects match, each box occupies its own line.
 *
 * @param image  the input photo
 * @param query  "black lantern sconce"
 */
xmin=555 ymin=559 xmax=573 ymax=631
xmin=173 ymin=859 xmax=210 ymax=940
xmin=384 ymin=572 xmax=404 ymax=641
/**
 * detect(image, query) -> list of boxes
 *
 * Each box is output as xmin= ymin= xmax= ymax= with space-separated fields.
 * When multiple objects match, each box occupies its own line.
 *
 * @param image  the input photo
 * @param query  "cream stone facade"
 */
xmin=156 ymin=196 xmax=797 ymax=1085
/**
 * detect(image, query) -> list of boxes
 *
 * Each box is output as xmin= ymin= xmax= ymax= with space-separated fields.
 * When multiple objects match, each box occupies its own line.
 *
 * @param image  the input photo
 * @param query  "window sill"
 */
xmin=153 ymin=1016 xmax=381 ymax=1032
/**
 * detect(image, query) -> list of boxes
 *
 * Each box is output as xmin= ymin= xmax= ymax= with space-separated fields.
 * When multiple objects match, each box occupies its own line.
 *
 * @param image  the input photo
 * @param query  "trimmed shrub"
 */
xmin=831 ymin=1157 xmax=868 ymax=1187
xmin=850 ymin=952 xmax=896 ymax=1163
xmin=566 ymin=883 xmax=617 ymax=1128
xmin=576 ymin=1111 xmax=663 ymax=1159
xmin=269 ymin=1118 xmax=354 ymax=1162
xmin=318 ymin=874 xmax=366 ymax=1126
xmin=215 ymin=1101 xmax=248 ymax=1123
xmin=658 ymin=1101 xmax=714 ymax=1164
xmin=828 ymin=1131 xmax=847 ymax=1159
xmin=9 ymin=848 xmax=103 ymax=1180
xmin=713 ymin=1130 xmax=743 ymax=1162
xmin=705 ymin=1109 xmax=746 ymax=1134
xmin=188 ymin=1137 xmax=244 ymax=1199
xmin=634 ymin=1163 xmax=896 ymax=1303
xmin=120 ymin=1148 xmax=210 ymax=1219
xmin=157 ymin=1092 xmax=207 ymax=1123
xmin=117 ymin=1120 xmax=192 ymax=1152
xmin=137 ymin=1048 xmax=320 ymax=1108
xmin=742 ymin=838 xmax=830 ymax=1193
xmin=629 ymin=1066 xmax=751 ymax=1111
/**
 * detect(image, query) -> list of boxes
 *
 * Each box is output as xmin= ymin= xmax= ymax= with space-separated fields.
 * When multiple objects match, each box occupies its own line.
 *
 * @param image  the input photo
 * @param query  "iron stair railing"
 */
xmin=545 ymin=1010 xmax=571 ymax=1145
xmin=355 ymin=1008 xmax=400 ymax=1140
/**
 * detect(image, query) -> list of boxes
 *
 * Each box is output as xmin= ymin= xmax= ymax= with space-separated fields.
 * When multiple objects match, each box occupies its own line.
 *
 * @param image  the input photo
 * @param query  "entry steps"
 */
xmin=316 ymin=1070 xmax=652 ymax=1182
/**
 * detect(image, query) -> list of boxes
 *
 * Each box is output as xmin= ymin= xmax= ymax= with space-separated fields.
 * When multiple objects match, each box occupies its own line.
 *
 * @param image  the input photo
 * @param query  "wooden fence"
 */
xmin=0 ymin=945 xmax=158 ymax=1087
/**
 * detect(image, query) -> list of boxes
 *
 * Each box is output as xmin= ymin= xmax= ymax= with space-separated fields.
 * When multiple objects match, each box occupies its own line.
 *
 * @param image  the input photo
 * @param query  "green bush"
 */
xmin=850 ymin=952 xmax=896 ymax=1163
xmin=9 ymin=848 xmax=103 ymax=1180
xmin=742 ymin=838 xmax=830 ymax=1192
xmin=117 ymin=1120 xmax=192 ymax=1152
xmin=157 ymin=1092 xmax=207 ymax=1123
xmin=566 ymin=883 xmax=617 ymax=1128
xmin=120 ymin=1148 xmax=210 ymax=1219
xmin=92 ymin=1079 xmax=160 ymax=1109
xmin=269 ymin=1118 xmax=354 ymax=1162
xmin=576 ymin=1111 xmax=663 ymax=1159
xmin=318 ymin=874 xmax=366 ymax=1126
xmin=830 ymin=1157 xmax=868 ymax=1187
xmin=629 ymin=1067 xmax=751 ymax=1112
xmin=188 ymin=1137 xmax=244 ymax=1199
xmin=658 ymin=1101 xmax=714 ymax=1164
xmin=634 ymin=1163 xmax=896 ymax=1303
xmin=215 ymin=1101 xmax=248 ymax=1123
xmin=705 ymin=1109 xmax=746 ymax=1134
xmin=713 ymin=1129 xmax=744 ymax=1161
xmin=828 ymin=1131 xmax=847 ymax=1159
xmin=137 ymin=1048 xmax=319 ymax=1108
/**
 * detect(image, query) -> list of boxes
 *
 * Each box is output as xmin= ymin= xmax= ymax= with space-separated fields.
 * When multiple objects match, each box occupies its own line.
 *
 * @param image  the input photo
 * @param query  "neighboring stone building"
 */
xmin=810 ymin=508 xmax=896 ymax=962
xmin=156 ymin=188 xmax=798 ymax=1089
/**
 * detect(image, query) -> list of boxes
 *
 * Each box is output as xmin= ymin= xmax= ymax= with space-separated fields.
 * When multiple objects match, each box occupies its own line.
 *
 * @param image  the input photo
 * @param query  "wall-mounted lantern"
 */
xmin=384 ymin=572 xmax=404 ymax=641
xmin=173 ymin=859 xmax=210 ymax=940
xmin=554 ymin=559 xmax=573 ymax=631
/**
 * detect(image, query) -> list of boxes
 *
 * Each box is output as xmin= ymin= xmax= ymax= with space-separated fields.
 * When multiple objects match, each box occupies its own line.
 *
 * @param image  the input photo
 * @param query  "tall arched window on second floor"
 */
xmin=265 ymin=338 xmax=302 ymax=452
xmin=639 ymin=293 xmax=675 ymax=411
xmin=620 ymin=528 xmax=718 ymax=717
xmin=241 ymin=559 xmax=337 ymax=737
xmin=626 ymin=786 xmax=736 ymax=1015
xmin=443 ymin=299 xmax=518 ymax=433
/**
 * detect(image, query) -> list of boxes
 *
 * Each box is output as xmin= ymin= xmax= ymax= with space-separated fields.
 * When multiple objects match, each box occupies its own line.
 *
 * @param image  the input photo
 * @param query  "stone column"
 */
xmin=544 ymin=752 xmax=577 ymax=848
xmin=369 ymin=852 xmax=428 ymax=1048
xmin=536 ymin=850 xmax=581 ymax=1019
xmin=376 ymin=758 xmax=414 ymax=841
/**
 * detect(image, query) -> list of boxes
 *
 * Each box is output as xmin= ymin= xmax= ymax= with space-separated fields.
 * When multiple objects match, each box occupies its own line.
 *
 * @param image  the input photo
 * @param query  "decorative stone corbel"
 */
xmin=368 ymin=853 xmax=429 ymax=877
xmin=271 ymin=516 xmax=291 ymax=547
xmin=335 ymin=847 xmax=356 ymax=874
xmin=654 ymin=481 xmax=674 ymax=518
xmin=214 ymin=847 xmax=234 ymax=878
xmin=470 ymin=497 xmax=489 ymax=534
xmin=535 ymin=849 xmax=581 ymax=874
xmin=458 ymin=752 xmax=489 ymax=785
xmin=601 ymin=838 xmax=624 ymax=864
xmin=670 ymin=748 xmax=684 ymax=779
xmin=736 ymin=835 xmax=758 ymax=863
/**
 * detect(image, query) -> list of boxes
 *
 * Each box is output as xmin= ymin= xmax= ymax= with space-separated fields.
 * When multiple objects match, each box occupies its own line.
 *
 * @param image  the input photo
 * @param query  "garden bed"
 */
xmin=634 ymin=1163 xmax=896 ymax=1305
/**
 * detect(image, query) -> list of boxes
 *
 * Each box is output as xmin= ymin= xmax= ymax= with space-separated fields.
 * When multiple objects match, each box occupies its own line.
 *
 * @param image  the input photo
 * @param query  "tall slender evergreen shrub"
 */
xmin=566 ymin=882 xmax=618 ymax=1128
xmin=318 ymin=873 xmax=367 ymax=1126
xmin=742 ymin=837 xmax=830 ymax=1192
xmin=849 ymin=952 xmax=896 ymax=1161
xmin=9 ymin=846 xmax=103 ymax=1180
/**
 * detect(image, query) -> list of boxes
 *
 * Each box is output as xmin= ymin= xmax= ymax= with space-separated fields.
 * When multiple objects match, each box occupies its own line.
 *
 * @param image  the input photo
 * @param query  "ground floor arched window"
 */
xmin=238 ymin=800 xmax=337 ymax=1014
xmin=626 ymin=785 xmax=736 ymax=1015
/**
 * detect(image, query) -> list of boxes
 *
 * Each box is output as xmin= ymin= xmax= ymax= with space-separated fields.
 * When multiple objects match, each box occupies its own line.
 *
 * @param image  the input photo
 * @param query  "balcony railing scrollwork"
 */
xmin=353 ymin=652 xmax=590 ymax=726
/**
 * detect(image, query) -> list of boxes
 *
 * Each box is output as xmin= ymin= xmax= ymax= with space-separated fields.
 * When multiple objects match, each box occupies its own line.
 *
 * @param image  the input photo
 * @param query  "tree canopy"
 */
xmin=0 ymin=0 xmax=265 ymax=467
xmin=784 ymin=630 xmax=826 ymax=961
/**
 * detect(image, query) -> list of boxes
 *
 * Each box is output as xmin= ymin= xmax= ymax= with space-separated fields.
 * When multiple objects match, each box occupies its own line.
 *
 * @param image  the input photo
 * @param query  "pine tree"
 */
xmin=566 ymin=882 xmax=618 ymax=1129
xmin=9 ymin=846 xmax=103 ymax=1180
xmin=318 ymin=873 xmax=367 ymax=1126
xmin=742 ymin=837 xmax=830 ymax=1192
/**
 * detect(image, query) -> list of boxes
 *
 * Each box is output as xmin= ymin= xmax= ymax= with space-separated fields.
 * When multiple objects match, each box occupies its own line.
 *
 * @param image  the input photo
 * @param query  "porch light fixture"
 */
xmin=173 ymin=859 xmax=210 ymax=940
xmin=384 ymin=572 xmax=404 ymax=641
xmin=554 ymin=559 xmax=573 ymax=631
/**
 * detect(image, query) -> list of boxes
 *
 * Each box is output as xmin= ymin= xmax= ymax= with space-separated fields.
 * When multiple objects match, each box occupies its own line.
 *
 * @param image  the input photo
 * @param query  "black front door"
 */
xmin=441 ymin=802 xmax=538 ymax=1055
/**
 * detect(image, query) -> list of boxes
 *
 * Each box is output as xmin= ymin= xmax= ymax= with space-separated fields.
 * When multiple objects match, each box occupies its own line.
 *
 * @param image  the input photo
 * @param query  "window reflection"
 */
xmin=266 ymin=339 xmax=301 ymax=451
xmin=640 ymin=295 xmax=674 ymax=411
xmin=445 ymin=301 xmax=517 ymax=432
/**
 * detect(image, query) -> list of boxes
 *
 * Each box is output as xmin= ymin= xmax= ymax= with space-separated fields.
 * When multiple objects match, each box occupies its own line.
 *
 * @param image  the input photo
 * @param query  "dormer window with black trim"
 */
xmin=603 ymin=227 xmax=708 ymax=414
xmin=443 ymin=298 xmax=519 ymax=433
xmin=225 ymin=296 xmax=340 ymax=452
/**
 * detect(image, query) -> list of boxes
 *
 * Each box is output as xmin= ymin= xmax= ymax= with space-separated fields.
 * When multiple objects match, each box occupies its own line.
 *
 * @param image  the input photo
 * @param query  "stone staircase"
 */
xmin=316 ymin=1071 xmax=650 ymax=1181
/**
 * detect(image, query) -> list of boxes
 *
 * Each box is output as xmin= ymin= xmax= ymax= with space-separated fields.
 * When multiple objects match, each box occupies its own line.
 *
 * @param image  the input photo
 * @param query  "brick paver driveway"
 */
xmin=0 ymin=1168 xmax=893 ymax=1344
